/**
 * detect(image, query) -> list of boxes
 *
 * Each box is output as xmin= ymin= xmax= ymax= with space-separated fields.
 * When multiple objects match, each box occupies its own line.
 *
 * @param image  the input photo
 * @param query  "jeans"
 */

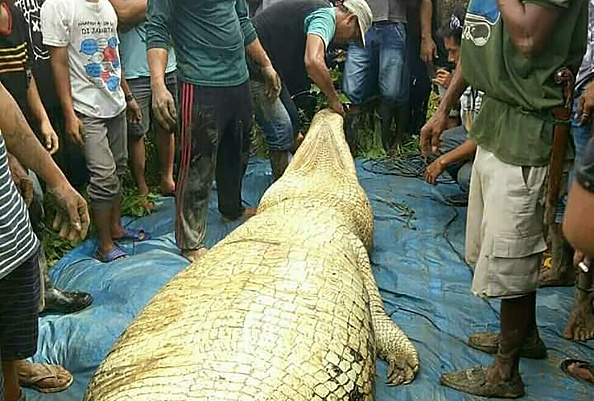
xmin=252 ymin=81 xmax=295 ymax=152
xmin=343 ymin=22 xmax=409 ymax=105
xmin=439 ymin=125 xmax=473 ymax=193
xmin=555 ymin=84 xmax=593 ymax=222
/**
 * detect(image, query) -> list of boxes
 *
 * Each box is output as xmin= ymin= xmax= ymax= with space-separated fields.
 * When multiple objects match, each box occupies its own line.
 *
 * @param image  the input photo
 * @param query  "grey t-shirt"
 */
xmin=366 ymin=0 xmax=407 ymax=23
xmin=576 ymin=0 xmax=594 ymax=89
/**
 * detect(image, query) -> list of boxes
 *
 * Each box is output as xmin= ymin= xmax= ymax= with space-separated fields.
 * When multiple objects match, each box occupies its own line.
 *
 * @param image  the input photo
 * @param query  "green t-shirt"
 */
xmin=304 ymin=8 xmax=336 ymax=49
xmin=461 ymin=0 xmax=588 ymax=166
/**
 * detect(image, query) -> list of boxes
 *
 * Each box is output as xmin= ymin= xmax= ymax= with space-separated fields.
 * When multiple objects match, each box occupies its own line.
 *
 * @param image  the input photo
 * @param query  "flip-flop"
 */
xmin=561 ymin=359 xmax=594 ymax=386
xmin=116 ymin=228 xmax=151 ymax=242
xmin=94 ymin=246 xmax=128 ymax=263
xmin=18 ymin=363 xmax=74 ymax=393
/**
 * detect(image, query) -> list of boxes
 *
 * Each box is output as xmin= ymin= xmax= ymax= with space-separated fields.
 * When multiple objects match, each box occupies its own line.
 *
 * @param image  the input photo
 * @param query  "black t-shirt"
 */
xmin=0 ymin=3 xmax=33 ymax=118
xmin=15 ymin=0 xmax=59 ymax=110
xmin=577 ymin=137 xmax=594 ymax=193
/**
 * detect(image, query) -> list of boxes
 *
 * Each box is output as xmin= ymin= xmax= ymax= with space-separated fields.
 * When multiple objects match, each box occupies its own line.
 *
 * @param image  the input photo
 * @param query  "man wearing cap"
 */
xmin=249 ymin=0 xmax=372 ymax=179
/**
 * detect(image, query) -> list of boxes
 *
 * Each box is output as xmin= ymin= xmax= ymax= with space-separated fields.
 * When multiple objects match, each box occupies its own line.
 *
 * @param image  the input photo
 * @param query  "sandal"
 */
xmin=440 ymin=366 xmax=525 ymax=398
xmin=561 ymin=359 xmax=594 ymax=386
xmin=94 ymin=246 xmax=128 ymax=263
xmin=18 ymin=362 xmax=74 ymax=394
xmin=115 ymin=228 xmax=151 ymax=242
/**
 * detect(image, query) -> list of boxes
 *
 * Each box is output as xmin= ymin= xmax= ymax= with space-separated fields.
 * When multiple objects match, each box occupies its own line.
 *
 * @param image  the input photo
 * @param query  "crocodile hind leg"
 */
xmin=356 ymin=245 xmax=419 ymax=386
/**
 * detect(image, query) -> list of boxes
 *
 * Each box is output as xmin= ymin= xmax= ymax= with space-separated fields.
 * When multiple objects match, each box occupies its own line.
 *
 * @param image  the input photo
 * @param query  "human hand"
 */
xmin=433 ymin=69 xmax=452 ymax=89
xmin=47 ymin=182 xmax=90 ymax=242
xmin=425 ymin=157 xmax=447 ymax=185
xmin=329 ymin=98 xmax=346 ymax=116
xmin=577 ymin=81 xmax=594 ymax=127
xmin=126 ymin=97 xmax=143 ymax=124
xmin=7 ymin=152 xmax=33 ymax=207
xmin=420 ymin=36 xmax=437 ymax=64
xmin=420 ymin=111 xmax=448 ymax=157
xmin=261 ymin=65 xmax=281 ymax=101
xmin=152 ymin=83 xmax=177 ymax=132
xmin=64 ymin=115 xmax=86 ymax=146
xmin=40 ymin=121 xmax=60 ymax=155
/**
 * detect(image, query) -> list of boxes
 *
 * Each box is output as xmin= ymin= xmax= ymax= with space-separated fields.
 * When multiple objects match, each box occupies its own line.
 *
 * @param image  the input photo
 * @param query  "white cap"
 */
xmin=342 ymin=0 xmax=373 ymax=47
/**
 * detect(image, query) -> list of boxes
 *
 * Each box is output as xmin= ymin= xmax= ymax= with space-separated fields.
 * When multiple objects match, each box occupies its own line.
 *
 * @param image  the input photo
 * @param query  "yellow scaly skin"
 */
xmin=85 ymin=109 xmax=419 ymax=401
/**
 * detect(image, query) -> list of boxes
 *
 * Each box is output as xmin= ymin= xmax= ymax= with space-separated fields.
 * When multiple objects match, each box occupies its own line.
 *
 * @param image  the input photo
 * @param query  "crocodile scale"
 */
xmin=85 ymin=109 xmax=419 ymax=401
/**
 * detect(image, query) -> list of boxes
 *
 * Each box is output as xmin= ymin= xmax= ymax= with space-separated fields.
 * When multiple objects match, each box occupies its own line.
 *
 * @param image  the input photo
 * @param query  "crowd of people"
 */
xmin=0 ymin=0 xmax=593 ymax=400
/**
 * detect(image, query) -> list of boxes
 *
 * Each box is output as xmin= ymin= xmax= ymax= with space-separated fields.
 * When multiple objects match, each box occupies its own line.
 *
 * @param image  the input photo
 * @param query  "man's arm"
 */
xmin=108 ymin=0 xmax=147 ymax=29
xmin=27 ymin=75 xmax=59 ymax=154
xmin=420 ymin=0 xmax=437 ymax=63
xmin=246 ymin=38 xmax=281 ymax=100
xmin=146 ymin=0 xmax=176 ymax=130
xmin=304 ymin=34 xmax=344 ymax=115
xmin=236 ymin=0 xmax=257 ymax=46
xmin=0 ymin=82 xmax=89 ymax=240
xmin=420 ymin=67 xmax=468 ymax=155
xmin=48 ymin=46 xmax=85 ymax=146
xmin=425 ymin=139 xmax=477 ymax=185
xmin=497 ymin=0 xmax=561 ymax=58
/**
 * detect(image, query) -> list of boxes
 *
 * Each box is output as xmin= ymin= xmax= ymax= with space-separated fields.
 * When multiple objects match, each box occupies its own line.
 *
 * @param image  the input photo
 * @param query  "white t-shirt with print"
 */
xmin=41 ymin=0 xmax=125 ymax=118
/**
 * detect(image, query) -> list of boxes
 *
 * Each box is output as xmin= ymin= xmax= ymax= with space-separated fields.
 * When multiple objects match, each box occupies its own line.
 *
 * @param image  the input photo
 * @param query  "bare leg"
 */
xmin=540 ymin=223 xmax=575 ymax=287
xmin=128 ymin=135 xmax=149 ymax=197
xmin=2 ymin=361 xmax=20 ymax=401
xmin=564 ymin=263 xmax=594 ymax=341
xmin=94 ymin=206 xmax=117 ymax=257
xmin=157 ymin=127 xmax=176 ymax=195
xmin=110 ymin=198 xmax=125 ymax=240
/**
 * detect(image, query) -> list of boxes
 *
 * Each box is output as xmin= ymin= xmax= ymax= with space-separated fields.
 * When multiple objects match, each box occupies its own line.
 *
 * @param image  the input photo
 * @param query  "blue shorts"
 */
xmin=343 ymin=22 xmax=409 ymax=105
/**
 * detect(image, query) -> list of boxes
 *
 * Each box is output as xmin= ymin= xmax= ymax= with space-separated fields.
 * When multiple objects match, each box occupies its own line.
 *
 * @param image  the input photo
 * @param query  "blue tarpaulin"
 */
xmin=26 ymin=159 xmax=593 ymax=401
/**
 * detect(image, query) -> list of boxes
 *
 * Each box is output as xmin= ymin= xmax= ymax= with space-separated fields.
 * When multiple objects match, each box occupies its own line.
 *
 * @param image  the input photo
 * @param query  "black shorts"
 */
xmin=0 ymin=251 xmax=40 ymax=361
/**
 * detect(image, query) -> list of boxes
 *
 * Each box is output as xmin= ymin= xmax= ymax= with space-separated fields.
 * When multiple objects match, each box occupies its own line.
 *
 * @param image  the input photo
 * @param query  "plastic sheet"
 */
xmin=26 ymin=159 xmax=593 ymax=401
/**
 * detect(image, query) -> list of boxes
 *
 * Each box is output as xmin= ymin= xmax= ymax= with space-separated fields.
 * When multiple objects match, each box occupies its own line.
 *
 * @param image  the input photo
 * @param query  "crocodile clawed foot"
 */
xmin=386 ymin=351 xmax=419 ymax=386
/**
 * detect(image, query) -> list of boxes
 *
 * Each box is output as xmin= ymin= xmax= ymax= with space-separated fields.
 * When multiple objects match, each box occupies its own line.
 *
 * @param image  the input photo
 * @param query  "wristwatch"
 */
xmin=125 ymin=94 xmax=135 ymax=103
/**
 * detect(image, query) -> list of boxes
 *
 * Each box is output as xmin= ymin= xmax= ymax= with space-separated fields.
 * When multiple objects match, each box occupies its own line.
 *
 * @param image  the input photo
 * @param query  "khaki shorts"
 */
xmin=465 ymin=147 xmax=548 ymax=299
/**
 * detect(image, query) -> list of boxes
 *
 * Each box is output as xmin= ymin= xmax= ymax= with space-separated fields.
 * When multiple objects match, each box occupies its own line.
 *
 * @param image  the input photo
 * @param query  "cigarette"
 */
xmin=579 ymin=261 xmax=590 ymax=273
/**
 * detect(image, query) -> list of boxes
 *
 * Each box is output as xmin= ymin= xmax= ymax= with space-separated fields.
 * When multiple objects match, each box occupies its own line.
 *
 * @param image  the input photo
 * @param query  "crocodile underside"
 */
xmin=84 ymin=109 xmax=419 ymax=401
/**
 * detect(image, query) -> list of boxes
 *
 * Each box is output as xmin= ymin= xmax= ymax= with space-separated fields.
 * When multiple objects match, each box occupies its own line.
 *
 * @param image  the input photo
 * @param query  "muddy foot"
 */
xmin=563 ymin=297 xmax=594 ymax=341
xmin=182 ymin=247 xmax=208 ymax=263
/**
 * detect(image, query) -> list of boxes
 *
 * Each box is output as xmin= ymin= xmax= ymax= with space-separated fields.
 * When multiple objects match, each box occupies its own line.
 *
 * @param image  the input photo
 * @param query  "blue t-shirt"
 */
xmin=304 ymin=7 xmax=336 ymax=49
xmin=119 ymin=22 xmax=176 ymax=80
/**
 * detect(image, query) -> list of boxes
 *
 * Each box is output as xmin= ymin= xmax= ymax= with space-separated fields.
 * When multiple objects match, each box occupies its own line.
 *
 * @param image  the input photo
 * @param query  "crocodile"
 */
xmin=84 ymin=109 xmax=419 ymax=401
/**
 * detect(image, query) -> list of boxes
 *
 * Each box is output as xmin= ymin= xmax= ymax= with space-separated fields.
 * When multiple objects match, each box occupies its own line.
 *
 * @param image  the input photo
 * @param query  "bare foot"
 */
xmin=140 ymin=194 xmax=156 ymax=211
xmin=182 ymin=247 xmax=208 ymax=263
xmin=563 ymin=292 xmax=594 ymax=341
xmin=222 ymin=207 xmax=257 ymax=222
xmin=16 ymin=360 xmax=73 ymax=393
xmin=566 ymin=361 xmax=594 ymax=384
xmin=160 ymin=180 xmax=176 ymax=197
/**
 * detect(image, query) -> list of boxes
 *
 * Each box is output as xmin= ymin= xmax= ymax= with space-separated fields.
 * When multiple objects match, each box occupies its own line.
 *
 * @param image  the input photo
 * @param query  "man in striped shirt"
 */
xmin=0 ymin=78 xmax=89 ymax=400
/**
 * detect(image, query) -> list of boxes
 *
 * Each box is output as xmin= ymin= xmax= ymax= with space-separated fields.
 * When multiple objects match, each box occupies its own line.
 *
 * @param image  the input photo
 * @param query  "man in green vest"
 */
xmin=421 ymin=0 xmax=587 ymax=397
